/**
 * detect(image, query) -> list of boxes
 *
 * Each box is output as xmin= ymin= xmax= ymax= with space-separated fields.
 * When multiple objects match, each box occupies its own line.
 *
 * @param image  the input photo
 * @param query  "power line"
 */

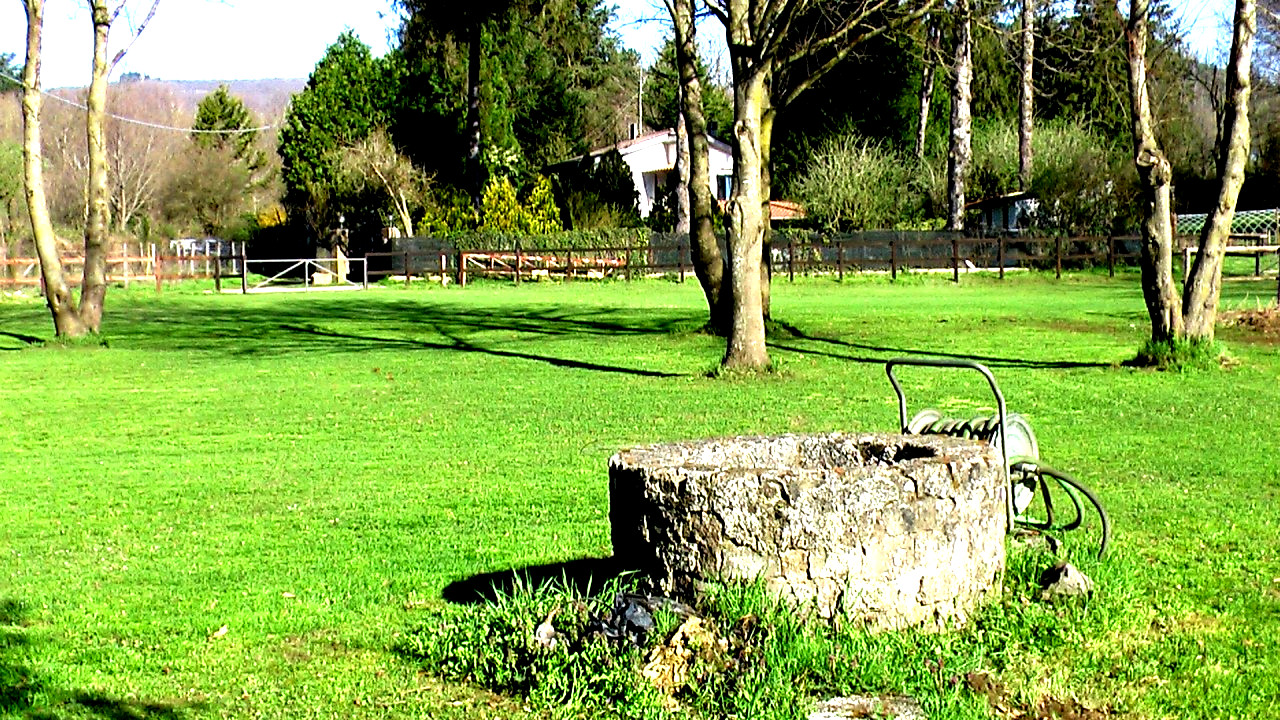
xmin=0 ymin=69 xmax=277 ymax=135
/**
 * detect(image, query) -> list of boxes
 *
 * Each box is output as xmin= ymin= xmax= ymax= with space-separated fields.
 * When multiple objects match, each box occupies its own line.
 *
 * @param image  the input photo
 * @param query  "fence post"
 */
xmin=890 ymin=236 xmax=898 ymax=281
xmin=676 ymin=240 xmax=684 ymax=283
xmin=1183 ymin=246 xmax=1192 ymax=282
xmin=154 ymin=245 xmax=162 ymax=294
xmin=122 ymin=243 xmax=131 ymax=289
xmin=788 ymin=237 xmax=795 ymax=282
xmin=952 ymin=236 xmax=959 ymax=283
xmin=214 ymin=250 xmax=222 ymax=293
xmin=240 ymin=251 xmax=248 ymax=294
xmin=1108 ymin=236 xmax=1115 ymax=278
xmin=1275 ymin=249 xmax=1279 ymax=306
xmin=1055 ymin=237 xmax=1062 ymax=279
xmin=363 ymin=256 xmax=369 ymax=290
xmin=998 ymin=236 xmax=1006 ymax=280
xmin=836 ymin=239 xmax=844 ymax=282
xmin=624 ymin=239 xmax=631 ymax=282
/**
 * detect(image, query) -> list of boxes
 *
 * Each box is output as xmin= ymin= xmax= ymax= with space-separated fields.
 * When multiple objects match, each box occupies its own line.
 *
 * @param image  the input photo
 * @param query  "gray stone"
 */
xmin=809 ymin=694 xmax=927 ymax=720
xmin=1038 ymin=560 xmax=1094 ymax=602
xmin=608 ymin=432 xmax=1007 ymax=630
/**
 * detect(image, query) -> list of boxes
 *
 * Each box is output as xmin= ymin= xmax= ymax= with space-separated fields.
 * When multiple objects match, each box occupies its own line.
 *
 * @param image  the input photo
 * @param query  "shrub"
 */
xmin=968 ymin=120 xmax=1138 ymax=236
xmin=793 ymin=134 xmax=931 ymax=231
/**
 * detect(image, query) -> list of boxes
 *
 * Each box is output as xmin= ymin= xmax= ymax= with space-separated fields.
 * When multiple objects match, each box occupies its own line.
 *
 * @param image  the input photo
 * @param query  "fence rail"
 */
xmin=366 ymin=235 xmax=1166 ymax=285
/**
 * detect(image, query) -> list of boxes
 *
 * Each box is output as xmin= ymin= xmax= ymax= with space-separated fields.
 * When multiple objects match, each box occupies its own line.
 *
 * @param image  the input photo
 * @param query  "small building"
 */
xmin=573 ymin=129 xmax=736 ymax=218
xmin=967 ymin=191 xmax=1037 ymax=235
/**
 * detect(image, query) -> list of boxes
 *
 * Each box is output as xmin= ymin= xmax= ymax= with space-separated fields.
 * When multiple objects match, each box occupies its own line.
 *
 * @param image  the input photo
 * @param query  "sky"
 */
xmin=0 ymin=0 xmax=1240 ymax=89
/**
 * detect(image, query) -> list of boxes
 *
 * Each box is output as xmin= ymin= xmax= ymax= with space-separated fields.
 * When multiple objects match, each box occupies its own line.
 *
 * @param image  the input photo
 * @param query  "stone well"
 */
xmin=608 ymin=432 xmax=1007 ymax=630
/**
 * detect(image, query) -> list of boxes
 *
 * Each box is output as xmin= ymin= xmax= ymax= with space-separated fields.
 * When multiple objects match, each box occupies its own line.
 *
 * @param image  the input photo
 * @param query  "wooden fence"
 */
xmin=0 ymin=244 xmax=250 ymax=293
xmin=365 ymin=235 xmax=1158 ymax=286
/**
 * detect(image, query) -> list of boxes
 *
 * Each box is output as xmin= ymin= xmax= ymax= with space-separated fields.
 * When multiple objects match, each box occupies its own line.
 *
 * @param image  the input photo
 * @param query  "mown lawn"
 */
xmin=1 ymin=271 xmax=1277 ymax=719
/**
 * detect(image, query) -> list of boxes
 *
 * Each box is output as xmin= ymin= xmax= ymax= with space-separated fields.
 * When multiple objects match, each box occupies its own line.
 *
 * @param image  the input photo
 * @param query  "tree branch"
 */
xmin=110 ymin=0 xmax=162 ymax=70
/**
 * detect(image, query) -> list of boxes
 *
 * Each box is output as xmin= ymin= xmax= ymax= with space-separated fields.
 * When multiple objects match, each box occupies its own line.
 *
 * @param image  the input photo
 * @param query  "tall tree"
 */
xmin=278 ymin=32 xmax=391 ymax=240
xmin=947 ymin=0 xmax=973 ymax=231
xmin=394 ymin=1 xmax=523 ymax=206
xmin=915 ymin=17 xmax=942 ymax=159
xmin=1181 ymin=0 xmax=1255 ymax=342
xmin=1126 ymin=0 xmax=1182 ymax=340
xmin=20 ymin=0 xmax=85 ymax=336
xmin=80 ymin=0 xmax=161 ymax=333
xmin=664 ymin=0 xmax=725 ymax=329
xmin=701 ymin=0 xmax=937 ymax=368
xmin=1125 ymin=0 xmax=1256 ymax=347
xmin=1018 ymin=0 xmax=1035 ymax=190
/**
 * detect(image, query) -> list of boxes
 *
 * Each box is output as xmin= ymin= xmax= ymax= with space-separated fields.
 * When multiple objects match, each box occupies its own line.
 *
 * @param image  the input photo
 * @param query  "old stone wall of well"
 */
xmin=608 ymin=432 xmax=1007 ymax=630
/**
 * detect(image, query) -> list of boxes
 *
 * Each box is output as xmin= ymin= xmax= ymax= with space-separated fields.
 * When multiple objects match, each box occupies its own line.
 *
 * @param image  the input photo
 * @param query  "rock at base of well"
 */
xmin=608 ymin=432 xmax=1007 ymax=630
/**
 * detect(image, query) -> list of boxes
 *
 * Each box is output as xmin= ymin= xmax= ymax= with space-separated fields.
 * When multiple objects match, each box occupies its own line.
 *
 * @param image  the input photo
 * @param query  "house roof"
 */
xmin=769 ymin=199 xmax=806 ymax=221
xmin=555 ymin=128 xmax=733 ymax=170
xmin=965 ymin=191 xmax=1036 ymax=211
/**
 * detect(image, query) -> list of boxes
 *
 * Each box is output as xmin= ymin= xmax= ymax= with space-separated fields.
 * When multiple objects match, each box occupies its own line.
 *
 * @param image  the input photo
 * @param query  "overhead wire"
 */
xmin=0 ymin=69 xmax=277 ymax=135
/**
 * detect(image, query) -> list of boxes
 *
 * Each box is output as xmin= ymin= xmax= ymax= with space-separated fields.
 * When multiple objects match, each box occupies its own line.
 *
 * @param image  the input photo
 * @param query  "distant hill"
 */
xmin=107 ymin=77 xmax=307 ymax=120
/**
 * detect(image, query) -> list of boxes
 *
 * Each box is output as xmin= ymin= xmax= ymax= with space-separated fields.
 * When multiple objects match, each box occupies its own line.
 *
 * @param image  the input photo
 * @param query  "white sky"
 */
xmin=0 ymin=0 xmax=1239 ymax=89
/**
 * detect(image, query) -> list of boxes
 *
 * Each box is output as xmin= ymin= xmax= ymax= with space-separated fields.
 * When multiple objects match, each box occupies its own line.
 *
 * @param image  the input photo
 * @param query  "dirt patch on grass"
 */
xmin=967 ymin=672 xmax=1111 ymax=720
xmin=1220 ymin=308 xmax=1280 ymax=341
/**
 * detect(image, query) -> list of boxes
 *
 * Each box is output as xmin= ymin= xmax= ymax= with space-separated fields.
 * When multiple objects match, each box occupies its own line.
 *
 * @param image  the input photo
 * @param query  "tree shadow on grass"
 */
xmin=1 ymin=598 xmax=201 ymax=720
xmin=96 ymin=296 xmax=707 ymax=367
xmin=441 ymin=557 xmax=631 ymax=604
xmin=767 ymin=320 xmax=1113 ymax=370
xmin=0 ymin=331 xmax=43 ymax=346
xmin=281 ymin=324 xmax=686 ymax=378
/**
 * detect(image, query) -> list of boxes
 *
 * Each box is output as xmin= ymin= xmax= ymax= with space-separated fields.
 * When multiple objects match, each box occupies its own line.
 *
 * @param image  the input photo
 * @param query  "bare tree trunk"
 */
xmin=723 ymin=64 xmax=770 ymax=369
xmin=675 ymin=108 xmax=691 ymax=234
xmin=80 ymin=0 xmax=113 ymax=333
xmin=947 ymin=0 xmax=972 ymax=232
xmin=21 ymin=0 xmax=86 ymax=337
xmin=915 ymin=18 xmax=941 ymax=160
xmin=669 ymin=0 xmax=728 ymax=333
xmin=759 ymin=105 xmax=774 ymax=321
xmin=466 ymin=21 xmax=483 ymax=208
xmin=1018 ymin=0 xmax=1035 ymax=191
xmin=1183 ymin=0 xmax=1255 ymax=341
xmin=1126 ymin=0 xmax=1182 ymax=341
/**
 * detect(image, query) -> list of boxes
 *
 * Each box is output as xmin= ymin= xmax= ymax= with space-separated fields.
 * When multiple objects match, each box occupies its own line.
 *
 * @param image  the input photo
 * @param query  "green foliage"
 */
xmin=480 ymin=176 xmax=524 ymax=232
xmin=192 ymin=85 xmax=261 ymax=165
xmin=0 ymin=141 xmax=25 ymax=247
xmin=394 ymin=0 xmax=640 ymax=189
xmin=793 ymin=133 xmax=932 ymax=230
xmin=967 ymin=120 xmax=1137 ymax=235
xmin=278 ymin=32 xmax=396 ymax=237
xmin=554 ymin=149 xmax=640 ymax=230
xmin=0 ymin=52 xmax=21 ymax=92
xmin=643 ymin=36 xmax=734 ymax=137
xmin=0 ymin=275 xmax=1279 ymax=718
xmin=1129 ymin=337 xmax=1227 ymax=371
xmin=479 ymin=175 xmax=564 ymax=234
xmin=402 ymin=578 xmax=669 ymax=719
xmin=523 ymin=176 xmax=562 ymax=234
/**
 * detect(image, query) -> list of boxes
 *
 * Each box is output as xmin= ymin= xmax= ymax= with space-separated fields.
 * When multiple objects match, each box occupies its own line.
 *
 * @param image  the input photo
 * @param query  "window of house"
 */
xmin=716 ymin=175 xmax=733 ymax=201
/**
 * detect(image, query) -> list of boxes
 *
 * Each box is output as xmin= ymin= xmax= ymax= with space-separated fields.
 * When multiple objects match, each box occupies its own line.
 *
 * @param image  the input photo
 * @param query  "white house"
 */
xmin=578 ymin=129 xmax=736 ymax=218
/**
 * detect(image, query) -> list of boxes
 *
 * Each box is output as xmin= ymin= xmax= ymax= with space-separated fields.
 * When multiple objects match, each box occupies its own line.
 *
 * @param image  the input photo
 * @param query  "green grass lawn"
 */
xmin=1 ymin=272 xmax=1278 ymax=719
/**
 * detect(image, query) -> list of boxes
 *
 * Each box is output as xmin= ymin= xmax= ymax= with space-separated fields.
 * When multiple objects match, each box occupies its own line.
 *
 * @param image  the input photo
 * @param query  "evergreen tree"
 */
xmin=0 ymin=53 xmax=21 ymax=91
xmin=643 ymin=36 xmax=733 ymax=137
xmin=278 ymin=32 xmax=395 ymax=240
xmin=192 ymin=85 xmax=260 ymax=165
